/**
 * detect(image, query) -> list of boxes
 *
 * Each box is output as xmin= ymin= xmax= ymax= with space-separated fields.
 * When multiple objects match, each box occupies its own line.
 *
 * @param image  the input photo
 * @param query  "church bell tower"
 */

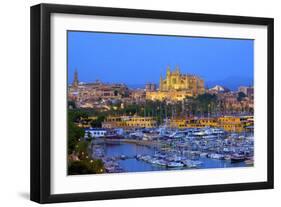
xmin=73 ymin=69 xmax=79 ymax=88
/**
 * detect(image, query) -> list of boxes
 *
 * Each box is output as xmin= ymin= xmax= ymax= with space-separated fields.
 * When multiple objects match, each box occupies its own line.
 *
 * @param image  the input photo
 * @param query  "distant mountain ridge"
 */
xmin=209 ymin=85 xmax=230 ymax=92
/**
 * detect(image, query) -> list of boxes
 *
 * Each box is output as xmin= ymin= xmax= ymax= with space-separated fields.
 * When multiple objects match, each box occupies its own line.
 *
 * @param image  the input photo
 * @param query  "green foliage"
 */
xmin=68 ymin=110 xmax=86 ymax=154
xmin=68 ymin=122 xmax=85 ymax=154
xmin=68 ymin=159 xmax=105 ymax=175
xmin=114 ymin=90 xmax=118 ymax=96
xmin=76 ymin=140 xmax=89 ymax=153
xmin=68 ymin=101 xmax=76 ymax=109
xmin=67 ymin=109 xmax=105 ymax=175
xmin=68 ymin=109 xmax=88 ymax=122
xmin=91 ymin=115 xmax=106 ymax=128
xmin=187 ymin=93 xmax=218 ymax=116
xmin=67 ymin=93 xmax=220 ymax=126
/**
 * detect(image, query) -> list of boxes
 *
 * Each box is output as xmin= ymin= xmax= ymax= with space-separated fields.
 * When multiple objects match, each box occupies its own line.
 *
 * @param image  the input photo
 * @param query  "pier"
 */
xmin=89 ymin=128 xmax=253 ymax=173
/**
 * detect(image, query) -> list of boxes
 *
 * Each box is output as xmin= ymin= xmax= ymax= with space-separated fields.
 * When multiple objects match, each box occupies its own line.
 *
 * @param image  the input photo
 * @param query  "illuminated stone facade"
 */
xmin=146 ymin=66 xmax=205 ymax=101
xmin=68 ymin=70 xmax=129 ymax=108
xmin=102 ymin=116 xmax=157 ymax=129
xmin=169 ymin=116 xmax=253 ymax=132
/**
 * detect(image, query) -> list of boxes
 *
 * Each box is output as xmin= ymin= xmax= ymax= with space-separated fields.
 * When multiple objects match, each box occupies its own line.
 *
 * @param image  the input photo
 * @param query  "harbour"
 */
xmin=89 ymin=127 xmax=253 ymax=173
xmin=67 ymin=53 xmax=255 ymax=175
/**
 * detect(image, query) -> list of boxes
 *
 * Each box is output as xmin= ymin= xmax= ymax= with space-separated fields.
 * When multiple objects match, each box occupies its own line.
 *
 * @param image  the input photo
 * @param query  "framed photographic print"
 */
xmin=30 ymin=3 xmax=274 ymax=203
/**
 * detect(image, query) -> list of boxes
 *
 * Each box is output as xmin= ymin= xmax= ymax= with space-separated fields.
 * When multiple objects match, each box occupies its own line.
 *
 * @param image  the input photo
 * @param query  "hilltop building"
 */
xmin=68 ymin=69 xmax=129 ymax=108
xmin=146 ymin=66 xmax=205 ymax=101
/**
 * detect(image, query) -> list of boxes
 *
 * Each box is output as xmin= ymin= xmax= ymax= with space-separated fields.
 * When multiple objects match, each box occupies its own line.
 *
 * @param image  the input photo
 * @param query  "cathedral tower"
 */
xmin=159 ymin=75 xmax=163 ymax=91
xmin=166 ymin=65 xmax=171 ymax=90
xmin=73 ymin=69 xmax=79 ymax=88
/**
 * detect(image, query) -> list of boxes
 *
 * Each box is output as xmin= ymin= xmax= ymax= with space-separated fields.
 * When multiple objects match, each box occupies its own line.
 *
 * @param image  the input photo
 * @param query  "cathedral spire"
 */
xmin=166 ymin=65 xmax=171 ymax=76
xmin=175 ymin=65 xmax=180 ymax=74
xmin=159 ymin=75 xmax=163 ymax=91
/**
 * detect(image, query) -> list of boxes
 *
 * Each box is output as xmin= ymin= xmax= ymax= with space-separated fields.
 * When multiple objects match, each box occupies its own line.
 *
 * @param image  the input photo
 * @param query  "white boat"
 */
xmin=167 ymin=162 xmax=184 ymax=168
xmin=139 ymin=155 xmax=152 ymax=162
xmin=202 ymin=135 xmax=217 ymax=139
xmin=143 ymin=133 xmax=160 ymax=139
xmin=182 ymin=159 xmax=202 ymax=168
xmin=153 ymin=159 xmax=167 ymax=167
xmin=192 ymin=130 xmax=206 ymax=136
xmin=129 ymin=131 xmax=143 ymax=138
xmin=168 ymin=131 xmax=178 ymax=138
xmin=208 ymin=153 xmax=225 ymax=159
xmin=210 ymin=128 xmax=225 ymax=135
xmin=173 ymin=133 xmax=186 ymax=139
xmin=200 ymin=152 xmax=208 ymax=157
xmin=191 ymin=127 xmax=225 ymax=137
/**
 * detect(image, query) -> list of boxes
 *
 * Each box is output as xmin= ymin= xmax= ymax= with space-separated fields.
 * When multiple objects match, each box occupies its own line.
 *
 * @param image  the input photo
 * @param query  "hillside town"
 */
xmin=67 ymin=66 xmax=254 ymax=174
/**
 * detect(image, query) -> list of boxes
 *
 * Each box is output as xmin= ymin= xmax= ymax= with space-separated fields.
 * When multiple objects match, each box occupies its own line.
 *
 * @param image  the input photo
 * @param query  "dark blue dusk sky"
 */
xmin=68 ymin=31 xmax=254 ymax=90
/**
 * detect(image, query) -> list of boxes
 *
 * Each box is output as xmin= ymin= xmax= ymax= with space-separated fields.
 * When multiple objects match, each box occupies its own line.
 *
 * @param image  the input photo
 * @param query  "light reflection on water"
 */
xmin=99 ymin=142 xmax=247 ymax=173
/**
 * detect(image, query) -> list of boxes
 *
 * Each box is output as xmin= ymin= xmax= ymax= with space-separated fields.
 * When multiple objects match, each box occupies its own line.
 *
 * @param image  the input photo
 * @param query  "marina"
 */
xmin=66 ymin=35 xmax=255 ymax=175
xmin=89 ymin=127 xmax=254 ymax=173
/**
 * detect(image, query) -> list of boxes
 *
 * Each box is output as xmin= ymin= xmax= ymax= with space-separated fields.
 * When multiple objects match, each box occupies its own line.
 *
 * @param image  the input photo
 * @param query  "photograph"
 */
xmin=67 ymin=31 xmax=255 ymax=175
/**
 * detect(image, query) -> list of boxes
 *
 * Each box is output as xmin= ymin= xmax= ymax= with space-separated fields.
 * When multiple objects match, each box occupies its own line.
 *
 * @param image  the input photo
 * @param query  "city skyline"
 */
xmin=67 ymin=31 xmax=255 ymax=175
xmin=68 ymin=31 xmax=254 ymax=90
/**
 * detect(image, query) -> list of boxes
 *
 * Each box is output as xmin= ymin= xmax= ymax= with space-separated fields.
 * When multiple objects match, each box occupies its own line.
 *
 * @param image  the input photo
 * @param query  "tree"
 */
xmin=68 ymin=109 xmax=89 ymax=122
xmin=91 ymin=115 xmax=106 ymax=128
xmin=67 ymin=109 xmax=105 ymax=175
xmin=114 ymin=90 xmax=118 ymax=96
xmin=68 ymin=159 xmax=105 ymax=175
xmin=68 ymin=121 xmax=85 ymax=154
xmin=68 ymin=110 xmax=86 ymax=154
xmin=237 ymin=92 xmax=246 ymax=102
xmin=68 ymin=101 xmax=76 ymax=109
xmin=187 ymin=93 xmax=218 ymax=116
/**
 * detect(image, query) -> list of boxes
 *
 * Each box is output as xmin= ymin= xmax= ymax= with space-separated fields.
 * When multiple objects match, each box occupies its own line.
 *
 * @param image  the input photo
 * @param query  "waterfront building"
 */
xmin=85 ymin=128 xmax=107 ymax=138
xmin=217 ymin=116 xmax=244 ymax=132
xmin=169 ymin=117 xmax=187 ymax=129
xmin=146 ymin=66 xmax=205 ymax=101
xmin=102 ymin=115 xmax=157 ymax=129
xmin=102 ymin=116 xmax=126 ymax=128
xmin=197 ymin=118 xmax=218 ymax=128
xmin=240 ymin=115 xmax=254 ymax=128
xmin=186 ymin=117 xmax=218 ymax=128
xmin=169 ymin=116 xmax=249 ymax=132
xmin=127 ymin=116 xmax=157 ymax=128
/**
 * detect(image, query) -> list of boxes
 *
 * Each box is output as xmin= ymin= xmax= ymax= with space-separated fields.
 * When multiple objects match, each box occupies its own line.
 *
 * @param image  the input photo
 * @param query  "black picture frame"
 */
xmin=30 ymin=3 xmax=274 ymax=204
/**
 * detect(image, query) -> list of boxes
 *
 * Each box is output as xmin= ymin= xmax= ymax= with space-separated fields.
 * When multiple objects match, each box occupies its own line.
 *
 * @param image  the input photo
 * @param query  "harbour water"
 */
xmin=96 ymin=141 xmax=247 ymax=173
